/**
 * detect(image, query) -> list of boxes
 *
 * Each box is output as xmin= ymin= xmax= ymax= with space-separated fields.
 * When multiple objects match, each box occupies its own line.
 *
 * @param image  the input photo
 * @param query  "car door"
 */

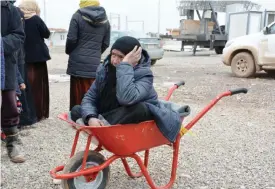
xmin=267 ymin=23 xmax=275 ymax=55
xmin=259 ymin=22 xmax=275 ymax=66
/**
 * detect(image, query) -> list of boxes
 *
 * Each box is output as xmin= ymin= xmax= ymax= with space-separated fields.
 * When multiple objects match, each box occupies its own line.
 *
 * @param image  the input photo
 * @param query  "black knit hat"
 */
xmin=111 ymin=36 xmax=141 ymax=55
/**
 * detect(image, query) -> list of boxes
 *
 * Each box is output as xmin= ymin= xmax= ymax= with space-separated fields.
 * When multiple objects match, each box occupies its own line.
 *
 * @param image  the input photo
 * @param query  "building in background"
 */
xmin=48 ymin=28 xmax=68 ymax=46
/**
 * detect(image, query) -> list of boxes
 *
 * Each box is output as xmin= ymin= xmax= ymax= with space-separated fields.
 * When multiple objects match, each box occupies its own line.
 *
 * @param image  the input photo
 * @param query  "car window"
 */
xmin=269 ymin=23 xmax=275 ymax=34
xmin=110 ymin=31 xmax=121 ymax=42
xmin=110 ymin=31 xmax=129 ymax=44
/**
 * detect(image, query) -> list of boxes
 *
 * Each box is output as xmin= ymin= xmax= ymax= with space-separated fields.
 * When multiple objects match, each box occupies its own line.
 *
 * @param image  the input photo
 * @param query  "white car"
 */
xmin=222 ymin=22 xmax=275 ymax=78
xmin=101 ymin=31 xmax=164 ymax=65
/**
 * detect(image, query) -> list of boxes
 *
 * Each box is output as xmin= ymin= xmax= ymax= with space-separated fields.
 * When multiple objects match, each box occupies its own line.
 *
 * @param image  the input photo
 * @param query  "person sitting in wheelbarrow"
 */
xmin=71 ymin=36 xmax=190 ymax=143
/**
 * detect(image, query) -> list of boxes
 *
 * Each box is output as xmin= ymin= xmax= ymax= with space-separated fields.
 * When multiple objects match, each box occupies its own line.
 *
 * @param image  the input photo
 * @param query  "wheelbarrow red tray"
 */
xmin=58 ymin=113 xmax=170 ymax=156
xmin=50 ymin=83 xmax=248 ymax=189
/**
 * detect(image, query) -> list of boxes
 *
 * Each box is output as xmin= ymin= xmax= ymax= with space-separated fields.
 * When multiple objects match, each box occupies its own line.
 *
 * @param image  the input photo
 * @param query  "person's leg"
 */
xmin=70 ymin=76 xmax=77 ymax=111
xmin=19 ymin=63 xmax=37 ymax=126
xmin=102 ymin=103 xmax=154 ymax=125
xmin=28 ymin=62 xmax=49 ymax=121
xmin=27 ymin=62 xmax=45 ymax=122
xmin=1 ymin=90 xmax=26 ymax=163
xmin=70 ymin=77 xmax=95 ymax=111
xmin=42 ymin=62 xmax=49 ymax=119
xmin=70 ymin=105 xmax=82 ymax=122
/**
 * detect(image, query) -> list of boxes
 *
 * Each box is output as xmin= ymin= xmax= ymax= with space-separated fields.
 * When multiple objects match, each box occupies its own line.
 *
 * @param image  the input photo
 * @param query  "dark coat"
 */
xmin=1 ymin=1 xmax=25 ymax=90
xmin=81 ymin=50 xmax=184 ymax=143
xmin=24 ymin=15 xmax=51 ymax=63
xmin=66 ymin=6 xmax=110 ymax=78
xmin=15 ymin=7 xmax=26 ymax=65
xmin=16 ymin=65 xmax=24 ymax=95
xmin=1 ymin=37 xmax=5 ymax=90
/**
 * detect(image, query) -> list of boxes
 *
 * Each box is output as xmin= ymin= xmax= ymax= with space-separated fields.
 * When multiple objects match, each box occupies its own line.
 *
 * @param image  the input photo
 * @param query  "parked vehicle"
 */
xmin=101 ymin=30 xmax=164 ymax=65
xmin=222 ymin=22 xmax=275 ymax=78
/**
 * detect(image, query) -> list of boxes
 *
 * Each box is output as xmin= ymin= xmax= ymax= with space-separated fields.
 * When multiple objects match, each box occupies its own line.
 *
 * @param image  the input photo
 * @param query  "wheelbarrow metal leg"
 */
xmin=70 ymin=130 xmax=80 ymax=158
xmin=130 ymin=135 xmax=181 ymax=189
xmin=81 ymin=135 xmax=93 ymax=171
xmin=121 ymin=150 xmax=150 ymax=178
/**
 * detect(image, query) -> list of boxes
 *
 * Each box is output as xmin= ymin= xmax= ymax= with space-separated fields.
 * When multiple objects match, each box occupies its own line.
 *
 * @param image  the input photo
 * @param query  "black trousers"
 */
xmin=71 ymin=103 xmax=154 ymax=125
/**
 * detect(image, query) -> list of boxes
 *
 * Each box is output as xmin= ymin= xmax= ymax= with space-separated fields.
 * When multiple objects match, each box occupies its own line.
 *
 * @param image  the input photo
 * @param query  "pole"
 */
xmin=110 ymin=13 xmax=121 ymax=30
xmin=158 ymin=0 xmax=160 ymax=34
xmin=44 ymin=0 xmax=46 ymax=24
xmin=118 ymin=14 xmax=120 ymax=30
xmin=143 ymin=21 xmax=145 ymax=32
xmin=126 ymin=16 xmax=128 ymax=30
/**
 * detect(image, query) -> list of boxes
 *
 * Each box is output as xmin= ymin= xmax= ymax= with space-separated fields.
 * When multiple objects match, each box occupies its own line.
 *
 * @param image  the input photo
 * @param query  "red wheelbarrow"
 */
xmin=50 ymin=82 xmax=248 ymax=189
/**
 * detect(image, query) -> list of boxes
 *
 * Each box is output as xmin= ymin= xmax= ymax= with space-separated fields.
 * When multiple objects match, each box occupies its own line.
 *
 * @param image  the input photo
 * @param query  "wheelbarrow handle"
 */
xmin=183 ymin=88 xmax=248 ymax=133
xmin=164 ymin=81 xmax=185 ymax=101
xmin=175 ymin=81 xmax=185 ymax=88
xmin=229 ymin=88 xmax=248 ymax=95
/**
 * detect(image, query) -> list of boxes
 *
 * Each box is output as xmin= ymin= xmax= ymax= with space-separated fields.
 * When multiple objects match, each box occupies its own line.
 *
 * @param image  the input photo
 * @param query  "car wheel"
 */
xmin=215 ymin=46 xmax=224 ymax=54
xmin=231 ymin=52 xmax=256 ymax=78
xmin=151 ymin=60 xmax=157 ymax=66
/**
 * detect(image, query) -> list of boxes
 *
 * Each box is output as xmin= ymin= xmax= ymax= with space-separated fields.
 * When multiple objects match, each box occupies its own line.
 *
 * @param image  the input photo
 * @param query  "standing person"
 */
xmin=19 ymin=0 xmax=51 ymax=122
xmin=66 ymin=0 xmax=111 ymax=110
xmin=1 ymin=35 xmax=5 ymax=98
xmin=10 ymin=0 xmax=34 ymax=127
xmin=1 ymin=1 xmax=26 ymax=163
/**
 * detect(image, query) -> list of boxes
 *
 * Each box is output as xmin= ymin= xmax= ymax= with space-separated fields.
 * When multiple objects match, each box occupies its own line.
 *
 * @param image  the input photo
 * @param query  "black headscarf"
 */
xmin=111 ymin=36 xmax=141 ymax=55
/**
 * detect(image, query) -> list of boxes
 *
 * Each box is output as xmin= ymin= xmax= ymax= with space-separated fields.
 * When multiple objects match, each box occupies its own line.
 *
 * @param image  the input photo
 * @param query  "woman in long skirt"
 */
xmin=19 ymin=0 xmax=50 ymax=124
xmin=66 ymin=0 xmax=110 ymax=110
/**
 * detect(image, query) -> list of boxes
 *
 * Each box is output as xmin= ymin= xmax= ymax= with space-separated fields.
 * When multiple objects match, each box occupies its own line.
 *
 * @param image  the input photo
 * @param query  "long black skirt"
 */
xmin=19 ymin=62 xmax=49 ymax=126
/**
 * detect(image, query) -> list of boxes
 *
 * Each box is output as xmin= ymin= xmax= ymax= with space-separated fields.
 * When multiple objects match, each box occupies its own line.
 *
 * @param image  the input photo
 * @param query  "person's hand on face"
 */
xmin=122 ymin=46 xmax=142 ymax=67
xmin=88 ymin=118 xmax=104 ymax=127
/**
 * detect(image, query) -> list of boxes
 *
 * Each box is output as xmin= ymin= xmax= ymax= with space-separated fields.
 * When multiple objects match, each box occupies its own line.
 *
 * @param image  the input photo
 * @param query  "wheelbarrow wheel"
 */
xmin=61 ymin=150 xmax=110 ymax=189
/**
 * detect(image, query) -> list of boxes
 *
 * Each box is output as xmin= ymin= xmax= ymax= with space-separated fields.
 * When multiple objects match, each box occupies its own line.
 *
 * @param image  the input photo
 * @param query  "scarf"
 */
xmin=19 ymin=0 xmax=40 ymax=19
xmin=79 ymin=0 xmax=100 ymax=8
xmin=98 ymin=63 xmax=120 ymax=114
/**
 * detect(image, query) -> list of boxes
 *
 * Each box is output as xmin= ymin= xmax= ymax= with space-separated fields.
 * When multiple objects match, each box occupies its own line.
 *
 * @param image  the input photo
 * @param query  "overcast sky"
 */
xmin=15 ymin=0 xmax=275 ymax=33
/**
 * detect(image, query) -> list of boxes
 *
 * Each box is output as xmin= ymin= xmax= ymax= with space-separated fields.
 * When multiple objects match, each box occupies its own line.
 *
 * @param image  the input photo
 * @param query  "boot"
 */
xmin=2 ymin=127 xmax=26 ymax=163
xmin=17 ymin=137 xmax=23 ymax=145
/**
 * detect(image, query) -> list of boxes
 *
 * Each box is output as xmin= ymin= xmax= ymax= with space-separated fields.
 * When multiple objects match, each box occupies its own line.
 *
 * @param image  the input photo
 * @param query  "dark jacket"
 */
xmin=1 ymin=1 xmax=25 ymax=90
xmin=81 ymin=50 xmax=183 ymax=142
xmin=66 ymin=6 xmax=111 ymax=78
xmin=24 ymin=15 xmax=51 ymax=63
xmin=16 ymin=65 xmax=24 ymax=95
xmin=15 ymin=7 xmax=26 ymax=65
xmin=1 ymin=37 xmax=5 ymax=90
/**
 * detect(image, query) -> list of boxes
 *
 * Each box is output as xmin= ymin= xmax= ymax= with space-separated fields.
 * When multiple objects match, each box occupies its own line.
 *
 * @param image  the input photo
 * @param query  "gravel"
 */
xmin=1 ymin=50 xmax=275 ymax=189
